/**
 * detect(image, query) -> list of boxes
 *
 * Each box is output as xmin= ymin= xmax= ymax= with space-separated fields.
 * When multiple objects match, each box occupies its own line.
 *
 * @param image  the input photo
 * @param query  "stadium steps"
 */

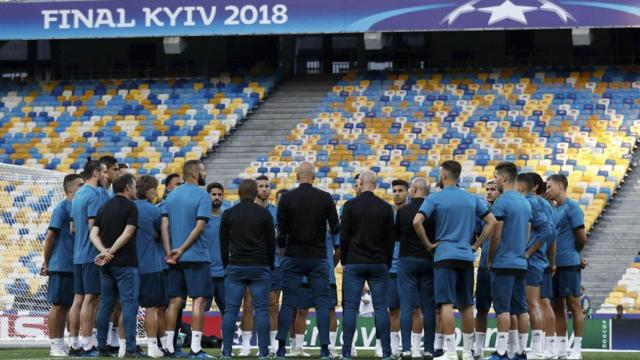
xmin=204 ymin=75 xmax=337 ymax=187
xmin=581 ymin=150 xmax=640 ymax=309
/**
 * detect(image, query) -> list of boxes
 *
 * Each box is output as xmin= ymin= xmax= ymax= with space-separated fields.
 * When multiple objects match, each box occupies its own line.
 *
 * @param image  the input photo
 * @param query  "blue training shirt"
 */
xmin=526 ymin=194 xmax=556 ymax=271
xmin=418 ymin=186 xmax=490 ymax=263
xmin=48 ymin=199 xmax=74 ymax=273
xmin=326 ymin=231 xmax=340 ymax=284
xmin=553 ymin=198 xmax=584 ymax=267
xmin=71 ymin=184 xmax=106 ymax=264
xmin=204 ymin=211 xmax=224 ymax=277
xmin=491 ymin=190 xmax=532 ymax=270
xmin=161 ymin=183 xmax=212 ymax=263
xmin=477 ymin=216 xmax=490 ymax=269
xmin=265 ymin=203 xmax=280 ymax=268
xmin=390 ymin=208 xmax=400 ymax=273
xmin=134 ymin=200 xmax=164 ymax=275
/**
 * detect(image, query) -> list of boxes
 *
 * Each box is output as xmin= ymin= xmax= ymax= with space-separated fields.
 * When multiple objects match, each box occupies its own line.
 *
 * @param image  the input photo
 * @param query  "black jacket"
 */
xmin=396 ymin=197 xmax=436 ymax=259
xmin=340 ymin=191 xmax=395 ymax=266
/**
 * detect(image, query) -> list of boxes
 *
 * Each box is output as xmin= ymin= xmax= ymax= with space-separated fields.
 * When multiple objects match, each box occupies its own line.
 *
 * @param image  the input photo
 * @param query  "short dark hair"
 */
xmin=183 ymin=160 xmax=203 ymax=177
xmin=440 ymin=160 xmax=462 ymax=180
xmin=276 ymin=189 xmax=288 ymax=198
xmin=495 ymin=161 xmax=518 ymax=183
xmin=255 ymin=175 xmax=270 ymax=182
xmin=81 ymin=158 xmax=103 ymax=180
xmin=238 ymin=179 xmax=258 ymax=201
xmin=207 ymin=182 xmax=224 ymax=194
xmin=118 ymin=163 xmax=129 ymax=169
xmin=391 ymin=179 xmax=409 ymax=189
xmin=63 ymin=174 xmax=82 ymax=193
xmin=547 ymin=174 xmax=568 ymax=190
xmin=136 ymin=175 xmax=158 ymax=200
xmin=113 ymin=173 xmax=135 ymax=194
xmin=528 ymin=172 xmax=546 ymax=196
xmin=165 ymin=173 xmax=181 ymax=186
xmin=516 ymin=173 xmax=534 ymax=192
xmin=354 ymin=173 xmax=360 ymax=181
xmin=99 ymin=155 xmax=118 ymax=168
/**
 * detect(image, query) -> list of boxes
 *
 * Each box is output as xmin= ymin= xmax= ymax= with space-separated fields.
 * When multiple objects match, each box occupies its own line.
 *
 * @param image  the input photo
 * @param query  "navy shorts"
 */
xmin=434 ymin=267 xmax=474 ymax=307
xmin=298 ymin=283 xmax=314 ymax=309
xmin=74 ymin=263 xmax=101 ymax=295
xmin=475 ymin=267 xmax=492 ymax=311
xmin=139 ymin=271 xmax=168 ymax=308
xmin=526 ymin=267 xmax=544 ymax=287
xmin=271 ymin=268 xmax=282 ymax=291
xmin=48 ymin=272 xmax=74 ymax=305
xmin=206 ymin=277 xmax=226 ymax=313
xmin=167 ymin=262 xmax=212 ymax=299
xmin=541 ymin=270 xmax=554 ymax=299
xmin=553 ymin=266 xmax=581 ymax=298
xmin=388 ymin=274 xmax=400 ymax=309
xmin=491 ymin=271 xmax=527 ymax=315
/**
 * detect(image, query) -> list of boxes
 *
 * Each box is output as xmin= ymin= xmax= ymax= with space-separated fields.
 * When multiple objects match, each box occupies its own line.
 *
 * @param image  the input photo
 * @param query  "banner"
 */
xmin=2 ymin=0 xmax=640 ymax=40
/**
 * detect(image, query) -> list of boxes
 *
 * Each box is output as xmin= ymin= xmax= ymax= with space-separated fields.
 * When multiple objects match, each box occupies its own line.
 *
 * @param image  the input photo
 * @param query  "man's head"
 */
xmin=439 ymin=160 xmax=462 ymax=186
xmin=136 ymin=175 xmax=159 ymax=202
xmin=183 ymin=160 xmax=206 ymax=186
xmin=409 ymin=177 xmax=430 ymax=199
xmin=82 ymin=159 xmax=107 ymax=187
xmin=353 ymin=173 xmax=361 ymax=196
xmin=616 ymin=304 xmax=624 ymax=315
xmin=63 ymin=174 xmax=83 ymax=197
xmin=494 ymin=161 xmax=518 ymax=191
xmin=256 ymin=175 xmax=272 ymax=202
xmin=113 ymin=173 xmax=137 ymax=200
xmin=516 ymin=173 xmax=534 ymax=195
xmin=357 ymin=170 xmax=377 ymax=192
xmin=391 ymin=179 xmax=409 ymax=206
xmin=238 ymin=179 xmax=258 ymax=201
xmin=276 ymin=189 xmax=288 ymax=206
xmin=99 ymin=155 xmax=120 ymax=185
xmin=207 ymin=182 xmax=225 ymax=209
xmin=164 ymin=173 xmax=184 ymax=195
xmin=296 ymin=162 xmax=315 ymax=184
xmin=529 ymin=172 xmax=546 ymax=196
xmin=485 ymin=179 xmax=500 ymax=204
xmin=546 ymin=174 xmax=568 ymax=201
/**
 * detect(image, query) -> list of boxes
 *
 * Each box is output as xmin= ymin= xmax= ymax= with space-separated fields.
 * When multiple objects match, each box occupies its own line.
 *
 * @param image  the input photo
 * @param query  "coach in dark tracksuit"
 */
xmin=340 ymin=170 xmax=395 ymax=359
xmin=275 ymin=162 xmax=339 ymax=360
xmin=396 ymin=177 xmax=437 ymax=358
xmin=220 ymin=179 xmax=276 ymax=359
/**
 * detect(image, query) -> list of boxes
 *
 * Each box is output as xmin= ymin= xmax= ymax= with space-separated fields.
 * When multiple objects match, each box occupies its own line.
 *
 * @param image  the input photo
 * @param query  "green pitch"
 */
xmin=0 ymin=349 xmax=638 ymax=360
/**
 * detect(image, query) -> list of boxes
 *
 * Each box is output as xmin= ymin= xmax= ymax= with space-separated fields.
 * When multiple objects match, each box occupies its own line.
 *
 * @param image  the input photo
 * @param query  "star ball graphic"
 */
xmin=441 ymin=0 xmax=575 ymax=26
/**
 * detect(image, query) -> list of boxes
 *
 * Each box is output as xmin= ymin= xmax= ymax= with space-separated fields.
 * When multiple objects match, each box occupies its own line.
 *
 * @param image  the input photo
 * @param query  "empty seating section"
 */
xmin=600 ymin=257 xmax=640 ymax=314
xmin=0 ymin=74 xmax=276 ymax=194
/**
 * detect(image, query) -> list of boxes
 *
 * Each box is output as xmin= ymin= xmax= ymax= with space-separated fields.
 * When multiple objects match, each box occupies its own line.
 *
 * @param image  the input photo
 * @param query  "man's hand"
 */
xmin=551 ymin=265 xmax=557 ymax=277
xmin=95 ymin=249 xmax=114 ymax=266
xmin=426 ymin=241 xmax=441 ymax=254
xmin=471 ymin=243 xmax=479 ymax=252
xmin=166 ymin=248 xmax=184 ymax=264
xmin=40 ymin=263 xmax=49 ymax=276
xmin=580 ymin=258 xmax=588 ymax=269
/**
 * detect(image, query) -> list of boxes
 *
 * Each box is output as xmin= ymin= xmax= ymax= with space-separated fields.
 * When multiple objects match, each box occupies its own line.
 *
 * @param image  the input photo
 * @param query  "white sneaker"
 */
xmin=147 ymin=349 xmax=165 ymax=358
xmin=462 ymin=351 xmax=474 ymax=360
xmin=527 ymin=352 xmax=546 ymax=359
xmin=543 ymin=351 xmax=558 ymax=359
xmin=412 ymin=350 xmax=423 ymax=358
xmin=238 ymin=347 xmax=252 ymax=356
xmin=351 ymin=347 xmax=358 ymax=357
xmin=434 ymin=352 xmax=458 ymax=360
xmin=375 ymin=345 xmax=383 ymax=357
xmin=50 ymin=348 xmax=68 ymax=357
xmin=557 ymin=352 xmax=568 ymax=359
xmin=566 ymin=352 xmax=582 ymax=360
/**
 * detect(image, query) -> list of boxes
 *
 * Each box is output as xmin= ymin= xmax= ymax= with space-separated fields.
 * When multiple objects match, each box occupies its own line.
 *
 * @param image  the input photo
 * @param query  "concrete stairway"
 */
xmin=204 ymin=76 xmax=336 ymax=187
xmin=581 ymin=152 xmax=640 ymax=309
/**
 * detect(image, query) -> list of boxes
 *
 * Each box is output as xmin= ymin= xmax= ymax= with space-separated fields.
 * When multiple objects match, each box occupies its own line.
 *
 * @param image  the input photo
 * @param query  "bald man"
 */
xmin=275 ymin=162 xmax=340 ymax=360
xmin=340 ymin=171 xmax=395 ymax=360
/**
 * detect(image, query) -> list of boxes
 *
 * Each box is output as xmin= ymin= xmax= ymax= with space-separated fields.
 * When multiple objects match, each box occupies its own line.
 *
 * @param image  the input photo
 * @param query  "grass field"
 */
xmin=0 ymin=349 xmax=638 ymax=360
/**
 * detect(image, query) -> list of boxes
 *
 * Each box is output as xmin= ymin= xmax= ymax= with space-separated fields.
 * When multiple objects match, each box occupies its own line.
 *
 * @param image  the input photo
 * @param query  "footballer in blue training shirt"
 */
xmin=161 ymin=160 xmax=213 ymax=358
xmin=70 ymin=159 xmax=109 ymax=356
xmin=42 ymin=173 xmax=83 ymax=357
xmin=546 ymin=174 xmax=587 ymax=360
xmin=413 ymin=161 xmax=496 ymax=360
xmin=204 ymin=182 xmax=226 ymax=317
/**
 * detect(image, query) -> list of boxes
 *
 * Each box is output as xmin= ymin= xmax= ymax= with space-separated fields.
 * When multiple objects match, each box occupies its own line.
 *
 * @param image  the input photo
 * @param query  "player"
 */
xmin=546 ymin=174 xmax=587 ymax=360
xmin=163 ymin=173 xmax=184 ymax=200
xmin=340 ymin=170 xmax=395 ymax=360
xmin=472 ymin=179 xmax=500 ymax=359
xmin=516 ymin=173 xmax=556 ymax=359
xmin=134 ymin=175 xmax=166 ymax=358
xmin=70 ymin=159 xmax=109 ymax=356
xmin=275 ymin=163 xmax=339 ymax=360
xmin=486 ymin=162 xmax=532 ymax=360
xmin=389 ymin=179 xmax=408 ymax=357
xmin=42 ymin=174 xmax=83 ymax=357
xmin=397 ymin=177 xmax=437 ymax=360
xmin=90 ymin=174 xmax=144 ymax=357
xmin=161 ymin=160 xmax=213 ymax=358
xmin=220 ymin=179 xmax=276 ymax=359
xmin=413 ymin=161 xmax=496 ymax=360
xmin=204 ymin=182 xmax=226 ymax=321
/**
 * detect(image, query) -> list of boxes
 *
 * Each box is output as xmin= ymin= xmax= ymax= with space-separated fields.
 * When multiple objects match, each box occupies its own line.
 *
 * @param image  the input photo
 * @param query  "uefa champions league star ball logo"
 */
xmin=441 ymin=0 xmax=575 ymax=26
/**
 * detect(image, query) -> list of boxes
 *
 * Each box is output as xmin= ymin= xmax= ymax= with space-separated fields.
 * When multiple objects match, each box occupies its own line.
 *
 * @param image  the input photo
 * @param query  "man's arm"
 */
xmin=41 ymin=229 xmax=58 ymax=275
xmin=327 ymin=194 xmax=340 ymax=235
xmin=488 ymin=220 xmax=503 ymax=268
xmin=161 ymin=216 xmax=171 ymax=256
xmin=574 ymin=228 xmax=587 ymax=252
xmin=548 ymin=240 xmax=557 ymax=274
xmin=89 ymin=226 xmax=112 ymax=265
xmin=384 ymin=207 xmax=395 ymax=267
xmin=265 ymin=213 xmax=276 ymax=270
xmin=472 ymin=213 xmax=497 ymax=251
xmin=413 ymin=213 xmax=438 ymax=252
xmin=220 ymin=212 xmax=230 ymax=268
xmin=339 ymin=202 xmax=352 ymax=264
xmin=168 ymin=219 xmax=207 ymax=263
xmin=276 ymin=197 xmax=289 ymax=251
xmin=108 ymin=225 xmax=137 ymax=255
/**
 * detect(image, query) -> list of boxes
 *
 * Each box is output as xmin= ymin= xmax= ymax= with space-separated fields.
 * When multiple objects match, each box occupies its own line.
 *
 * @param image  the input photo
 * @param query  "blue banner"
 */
xmin=1 ymin=0 xmax=640 ymax=40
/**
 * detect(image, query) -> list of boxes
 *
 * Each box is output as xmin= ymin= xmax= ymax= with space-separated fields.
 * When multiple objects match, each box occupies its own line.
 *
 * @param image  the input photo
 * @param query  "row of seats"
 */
xmin=599 ymin=257 xmax=640 ymax=314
